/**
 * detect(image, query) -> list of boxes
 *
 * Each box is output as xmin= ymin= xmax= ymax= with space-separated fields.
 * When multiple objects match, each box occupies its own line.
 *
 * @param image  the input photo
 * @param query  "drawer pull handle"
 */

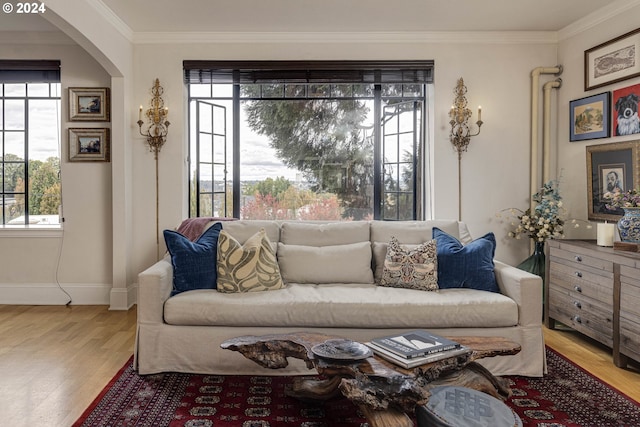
xmin=574 ymin=301 xmax=582 ymax=309
xmin=574 ymin=316 xmax=582 ymax=324
xmin=575 ymin=256 xmax=582 ymax=262
xmin=574 ymin=285 xmax=582 ymax=293
xmin=574 ymin=271 xmax=582 ymax=278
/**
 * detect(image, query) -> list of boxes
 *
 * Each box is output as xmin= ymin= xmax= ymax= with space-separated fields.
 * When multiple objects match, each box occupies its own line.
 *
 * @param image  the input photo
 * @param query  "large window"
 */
xmin=0 ymin=60 xmax=61 ymax=226
xmin=185 ymin=61 xmax=433 ymax=221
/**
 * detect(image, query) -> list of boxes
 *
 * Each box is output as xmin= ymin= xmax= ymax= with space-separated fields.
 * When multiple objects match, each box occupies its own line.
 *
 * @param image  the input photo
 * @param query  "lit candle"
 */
xmin=478 ymin=105 xmax=482 ymax=122
xmin=139 ymin=105 xmax=143 ymax=121
xmin=597 ymin=221 xmax=615 ymax=247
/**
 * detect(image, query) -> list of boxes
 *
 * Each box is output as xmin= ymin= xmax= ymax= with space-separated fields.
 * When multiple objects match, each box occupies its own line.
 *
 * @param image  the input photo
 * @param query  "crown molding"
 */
xmin=0 ymin=31 xmax=76 ymax=45
xmin=558 ymin=0 xmax=640 ymax=40
xmin=87 ymin=0 xmax=134 ymax=42
xmin=133 ymin=30 xmax=558 ymax=45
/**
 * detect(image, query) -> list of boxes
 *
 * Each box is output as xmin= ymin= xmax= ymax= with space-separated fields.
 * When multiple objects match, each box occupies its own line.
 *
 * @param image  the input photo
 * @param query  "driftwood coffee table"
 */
xmin=221 ymin=332 xmax=521 ymax=427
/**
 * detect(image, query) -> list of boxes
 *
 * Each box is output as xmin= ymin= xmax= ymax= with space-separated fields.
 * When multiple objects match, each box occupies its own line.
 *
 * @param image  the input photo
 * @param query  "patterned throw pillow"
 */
xmin=379 ymin=236 xmax=438 ymax=291
xmin=216 ymin=228 xmax=284 ymax=293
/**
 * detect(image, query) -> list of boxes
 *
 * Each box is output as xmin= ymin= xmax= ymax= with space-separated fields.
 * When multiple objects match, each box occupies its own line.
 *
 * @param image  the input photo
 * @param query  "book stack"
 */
xmin=366 ymin=330 xmax=470 ymax=369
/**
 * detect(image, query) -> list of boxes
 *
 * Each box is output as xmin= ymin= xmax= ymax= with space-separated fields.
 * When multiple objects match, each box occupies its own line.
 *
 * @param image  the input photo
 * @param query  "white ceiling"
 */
xmin=97 ymin=0 xmax=609 ymax=33
xmin=0 ymin=0 xmax=623 ymax=34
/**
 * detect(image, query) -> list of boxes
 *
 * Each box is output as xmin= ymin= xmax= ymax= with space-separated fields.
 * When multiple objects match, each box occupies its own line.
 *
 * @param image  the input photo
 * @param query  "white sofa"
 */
xmin=135 ymin=219 xmax=545 ymax=377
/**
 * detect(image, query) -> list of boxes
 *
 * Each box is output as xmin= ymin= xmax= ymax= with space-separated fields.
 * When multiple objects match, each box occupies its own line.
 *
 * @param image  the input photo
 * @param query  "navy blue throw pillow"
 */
xmin=164 ymin=222 xmax=223 ymax=296
xmin=432 ymin=227 xmax=499 ymax=293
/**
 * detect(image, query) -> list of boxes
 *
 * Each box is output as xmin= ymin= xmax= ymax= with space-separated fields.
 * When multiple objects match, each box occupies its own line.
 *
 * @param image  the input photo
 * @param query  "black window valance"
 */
xmin=0 ymin=60 xmax=61 ymax=83
xmin=184 ymin=60 xmax=434 ymax=84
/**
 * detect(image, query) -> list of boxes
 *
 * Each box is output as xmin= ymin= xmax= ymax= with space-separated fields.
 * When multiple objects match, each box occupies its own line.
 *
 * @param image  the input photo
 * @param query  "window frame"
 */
xmin=185 ymin=60 xmax=433 ymax=221
xmin=0 ymin=60 xmax=62 ymax=230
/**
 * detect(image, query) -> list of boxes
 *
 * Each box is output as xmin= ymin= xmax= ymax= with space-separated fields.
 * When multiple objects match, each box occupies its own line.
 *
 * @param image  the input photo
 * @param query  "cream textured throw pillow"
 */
xmin=379 ymin=236 xmax=438 ymax=291
xmin=216 ymin=228 xmax=284 ymax=293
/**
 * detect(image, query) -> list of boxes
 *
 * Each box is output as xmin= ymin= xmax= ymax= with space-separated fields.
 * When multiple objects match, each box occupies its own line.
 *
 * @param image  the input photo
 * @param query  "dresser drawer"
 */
xmin=548 ymin=261 xmax=613 ymax=306
xmin=548 ymin=288 xmax=613 ymax=346
xmin=620 ymin=317 xmax=640 ymax=363
xmin=620 ymin=271 xmax=640 ymax=325
xmin=549 ymin=246 xmax=614 ymax=273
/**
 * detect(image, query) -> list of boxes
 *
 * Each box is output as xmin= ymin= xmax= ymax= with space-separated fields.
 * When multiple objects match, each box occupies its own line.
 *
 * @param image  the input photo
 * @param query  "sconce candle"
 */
xmin=478 ymin=106 xmax=482 ymax=122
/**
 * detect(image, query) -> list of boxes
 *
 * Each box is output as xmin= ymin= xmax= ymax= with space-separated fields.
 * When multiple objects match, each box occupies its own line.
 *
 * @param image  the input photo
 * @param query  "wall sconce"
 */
xmin=449 ymin=77 xmax=482 ymax=155
xmin=138 ymin=78 xmax=170 ymax=160
xmin=138 ymin=78 xmax=170 ymax=260
xmin=449 ymin=77 xmax=483 ymax=221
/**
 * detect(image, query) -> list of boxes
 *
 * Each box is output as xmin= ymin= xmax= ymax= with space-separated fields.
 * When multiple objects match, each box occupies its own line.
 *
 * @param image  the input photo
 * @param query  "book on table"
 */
xmin=369 ymin=330 xmax=461 ymax=359
xmin=366 ymin=341 xmax=471 ymax=369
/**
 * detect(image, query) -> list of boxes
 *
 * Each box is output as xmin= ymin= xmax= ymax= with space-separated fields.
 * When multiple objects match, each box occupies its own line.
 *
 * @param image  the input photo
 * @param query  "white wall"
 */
xmin=4 ymin=4 xmax=639 ymax=307
xmin=0 ymin=35 xmax=113 ymax=304
xmin=557 ymin=5 xmax=640 ymax=240
xmin=127 ymin=37 xmax=558 ymax=271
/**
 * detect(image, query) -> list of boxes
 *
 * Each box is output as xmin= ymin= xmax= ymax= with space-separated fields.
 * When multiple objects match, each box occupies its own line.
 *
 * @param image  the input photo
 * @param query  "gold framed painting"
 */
xmin=68 ymin=128 xmax=110 ymax=162
xmin=68 ymin=87 xmax=110 ymax=121
xmin=586 ymin=141 xmax=640 ymax=221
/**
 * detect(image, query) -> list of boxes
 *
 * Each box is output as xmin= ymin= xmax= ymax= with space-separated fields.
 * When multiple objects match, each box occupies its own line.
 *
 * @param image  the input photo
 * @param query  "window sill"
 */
xmin=0 ymin=225 xmax=63 ymax=238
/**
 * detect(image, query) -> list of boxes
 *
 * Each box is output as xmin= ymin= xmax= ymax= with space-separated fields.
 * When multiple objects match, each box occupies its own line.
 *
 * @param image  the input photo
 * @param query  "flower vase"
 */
xmin=517 ymin=241 xmax=546 ymax=284
xmin=617 ymin=207 xmax=640 ymax=243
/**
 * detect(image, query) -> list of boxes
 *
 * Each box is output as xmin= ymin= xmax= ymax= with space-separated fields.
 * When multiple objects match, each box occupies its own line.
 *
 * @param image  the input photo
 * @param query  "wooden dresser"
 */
xmin=546 ymin=239 xmax=640 ymax=368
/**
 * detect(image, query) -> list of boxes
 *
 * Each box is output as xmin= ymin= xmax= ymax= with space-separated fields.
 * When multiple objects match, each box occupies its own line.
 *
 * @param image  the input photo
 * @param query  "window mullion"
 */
xmin=232 ymin=84 xmax=240 ymax=218
xmin=373 ymin=84 xmax=382 ymax=220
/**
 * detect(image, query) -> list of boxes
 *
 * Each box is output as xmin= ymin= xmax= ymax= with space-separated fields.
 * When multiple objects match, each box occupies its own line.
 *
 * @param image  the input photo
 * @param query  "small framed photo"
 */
xmin=612 ymin=83 xmax=640 ymax=137
xmin=570 ymin=92 xmax=610 ymax=141
xmin=585 ymin=27 xmax=640 ymax=91
xmin=586 ymin=141 xmax=640 ymax=221
xmin=68 ymin=128 xmax=110 ymax=162
xmin=68 ymin=87 xmax=110 ymax=121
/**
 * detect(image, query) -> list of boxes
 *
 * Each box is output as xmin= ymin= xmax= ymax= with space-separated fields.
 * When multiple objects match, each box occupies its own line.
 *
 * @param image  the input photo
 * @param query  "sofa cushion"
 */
xmin=164 ymin=284 xmax=518 ymax=329
xmin=379 ymin=236 xmax=438 ymax=291
xmin=433 ymin=227 xmax=499 ymax=293
xmin=216 ymin=229 xmax=284 ymax=293
xmin=164 ymin=222 xmax=223 ymax=296
xmin=280 ymin=221 xmax=370 ymax=246
xmin=217 ymin=220 xmax=281 ymax=253
xmin=277 ymin=241 xmax=374 ymax=284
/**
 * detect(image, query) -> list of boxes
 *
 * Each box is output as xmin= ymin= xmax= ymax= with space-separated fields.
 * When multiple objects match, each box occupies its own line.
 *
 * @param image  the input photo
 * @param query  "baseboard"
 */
xmin=0 ymin=282 xmax=113 ymax=305
xmin=109 ymin=283 xmax=138 ymax=310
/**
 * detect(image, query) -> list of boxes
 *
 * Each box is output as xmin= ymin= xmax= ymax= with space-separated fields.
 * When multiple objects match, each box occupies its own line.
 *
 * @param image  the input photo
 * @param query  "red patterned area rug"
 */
xmin=73 ymin=347 xmax=640 ymax=427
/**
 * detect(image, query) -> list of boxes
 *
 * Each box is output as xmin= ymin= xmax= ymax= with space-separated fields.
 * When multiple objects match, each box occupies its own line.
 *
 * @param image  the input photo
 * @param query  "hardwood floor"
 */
xmin=0 ymin=305 xmax=638 ymax=427
xmin=0 ymin=305 xmax=136 ymax=427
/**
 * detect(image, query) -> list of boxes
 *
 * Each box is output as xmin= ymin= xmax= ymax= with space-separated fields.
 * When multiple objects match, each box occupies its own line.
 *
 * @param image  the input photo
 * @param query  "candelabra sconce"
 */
xmin=138 ymin=78 xmax=170 ymax=160
xmin=138 ymin=78 xmax=170 ymax=260
xmin=449 ymin=77 xmax=483 ymax=157
xmin=449 ymin=77 xmax=483 ymax=221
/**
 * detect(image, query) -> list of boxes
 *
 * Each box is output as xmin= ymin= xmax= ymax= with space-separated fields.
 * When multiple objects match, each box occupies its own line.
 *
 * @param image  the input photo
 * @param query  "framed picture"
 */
xmin=612 ymin=83 xmax=640 ymax=137
xmin=68 ymin=128 xmax=110 ymax=162
xmin=68 ymin=87 xmax=110 ymax=121
xmin=585 ymin=27 xmax=640 ymax=91
xmin=586 ymin=141 xmax=640 ymax=221
xmin=569 ymin=92 xmax=610 ymax=141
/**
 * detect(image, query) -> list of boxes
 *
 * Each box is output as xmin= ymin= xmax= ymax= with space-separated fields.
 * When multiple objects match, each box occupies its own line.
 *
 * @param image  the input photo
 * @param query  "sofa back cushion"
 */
xmin=277 ymin=241 xmax=374 ymax=284
xmin=219 ymin=220 xmax=280 ymax=253
xmin=280 ymin=221 xmax=370 ymax=246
